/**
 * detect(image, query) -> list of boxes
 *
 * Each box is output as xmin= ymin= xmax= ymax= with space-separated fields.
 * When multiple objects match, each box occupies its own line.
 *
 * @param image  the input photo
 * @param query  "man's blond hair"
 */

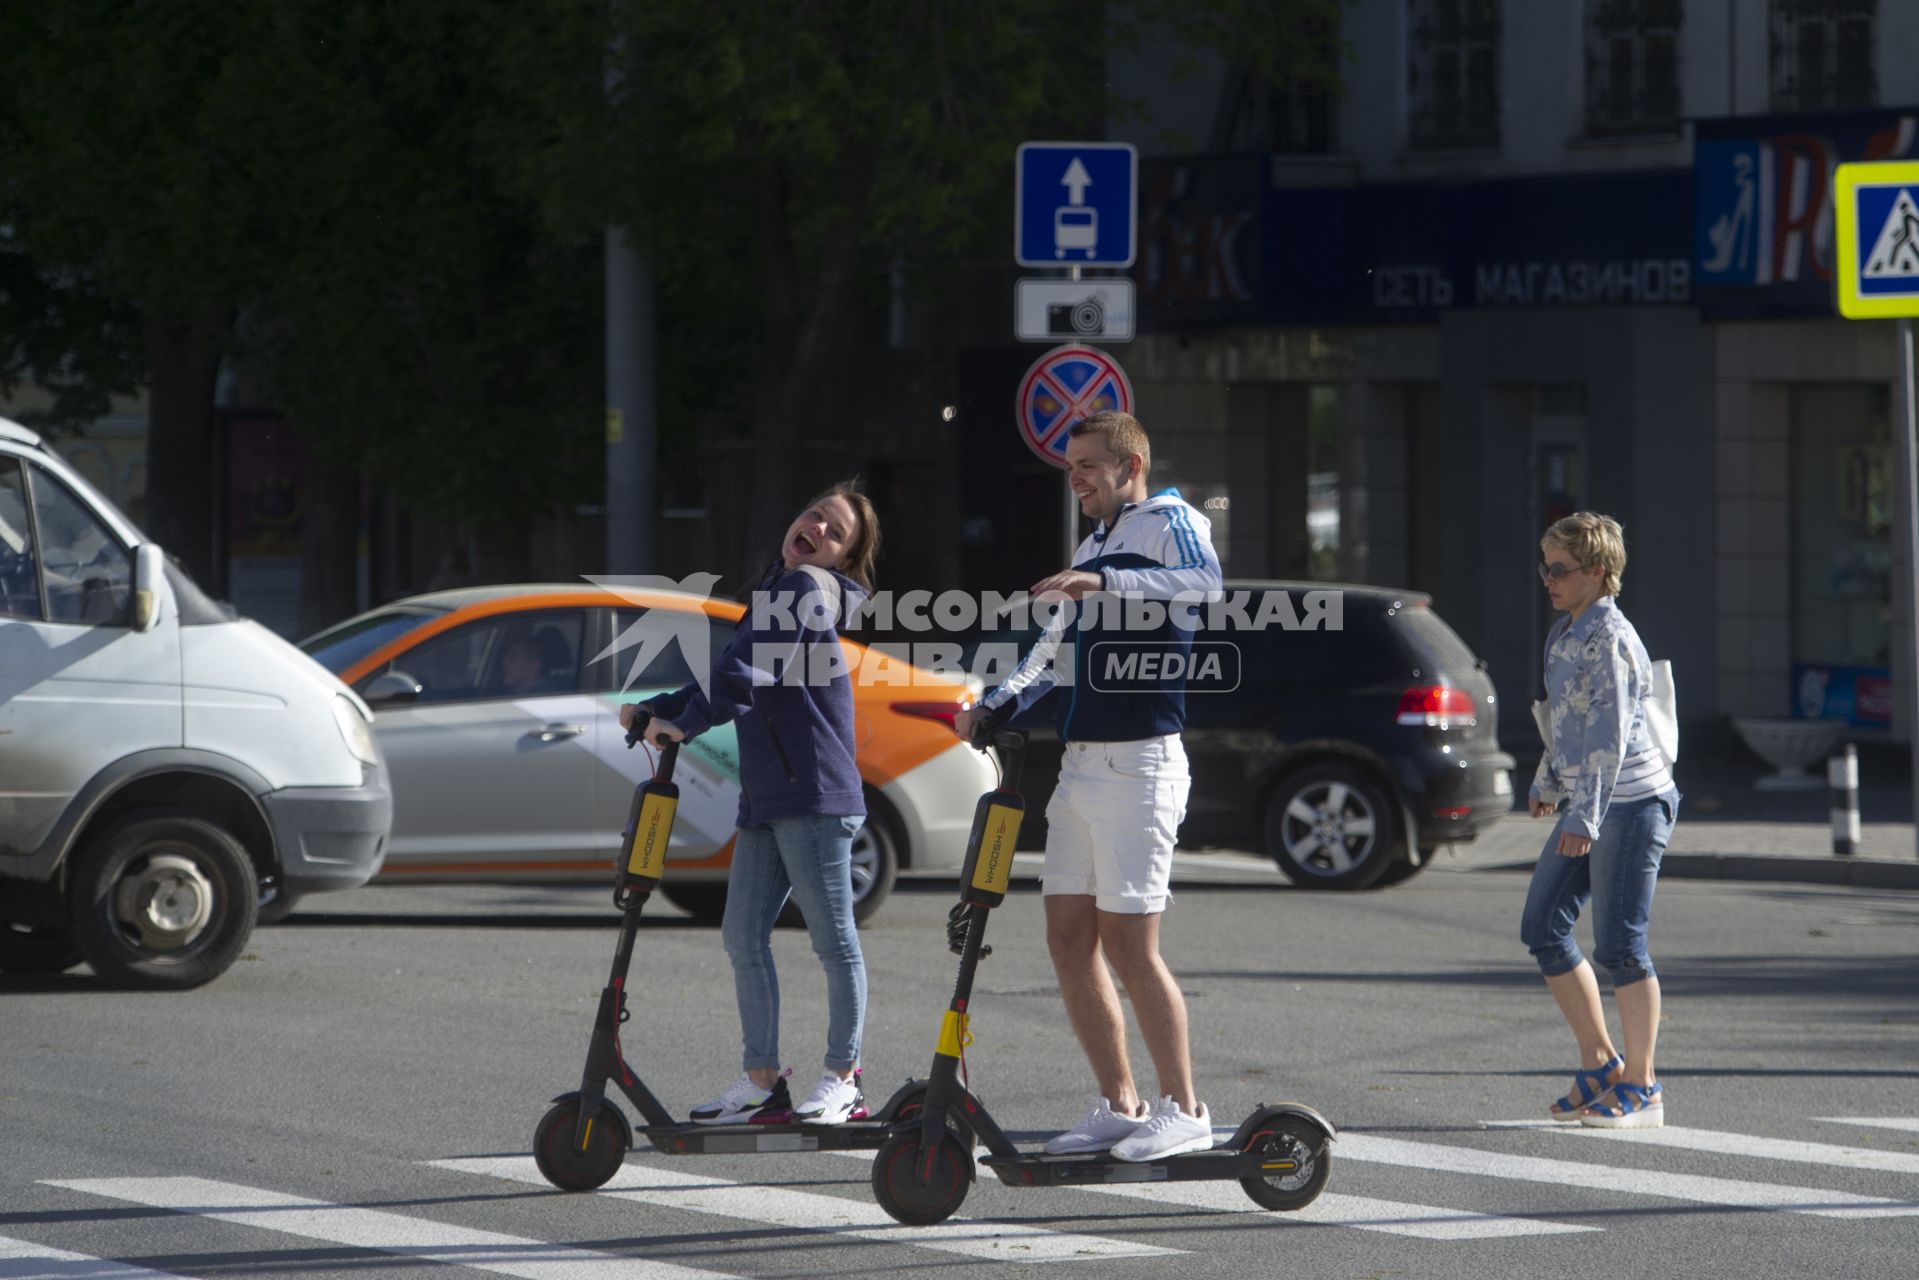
xmin=1542 ymin=511 xmax=1626 ymax=596
xmin=1069 ymin=411 xmax=1151 ymax=480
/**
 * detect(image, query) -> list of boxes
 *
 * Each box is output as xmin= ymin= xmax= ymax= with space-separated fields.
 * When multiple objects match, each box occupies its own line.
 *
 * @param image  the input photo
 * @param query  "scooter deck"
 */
xmin=642 ymin=1117 xmax=897 ymax=1155
xmin=980 ymin=1145 xmax=1309 ymax=1188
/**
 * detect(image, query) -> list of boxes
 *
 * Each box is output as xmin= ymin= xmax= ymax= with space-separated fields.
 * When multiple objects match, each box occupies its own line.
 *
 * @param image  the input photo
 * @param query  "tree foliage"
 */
xmin=0 ymin=0 xmax=1346 ymax=588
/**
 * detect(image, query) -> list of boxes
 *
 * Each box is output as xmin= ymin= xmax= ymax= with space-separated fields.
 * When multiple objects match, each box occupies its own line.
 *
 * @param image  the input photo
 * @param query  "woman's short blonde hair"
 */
xmin=1542 ymin=511 xmax=1626 ymax=597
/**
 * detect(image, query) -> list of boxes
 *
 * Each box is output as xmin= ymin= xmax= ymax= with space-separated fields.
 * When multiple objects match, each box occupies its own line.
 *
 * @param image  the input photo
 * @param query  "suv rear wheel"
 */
xmin=1264 ymin=763 xmax=1402 ymax=891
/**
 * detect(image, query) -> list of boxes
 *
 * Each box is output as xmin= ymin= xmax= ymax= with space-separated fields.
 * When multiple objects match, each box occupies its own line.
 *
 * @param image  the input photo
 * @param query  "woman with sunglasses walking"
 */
xmin=1522 ymin=511 xmax=1679 ymax=1129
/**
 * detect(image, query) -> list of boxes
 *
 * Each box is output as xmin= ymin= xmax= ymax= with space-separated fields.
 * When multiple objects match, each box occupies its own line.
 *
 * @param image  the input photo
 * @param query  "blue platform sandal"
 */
xmin=1548 ymin=1054 xmax=1623 ymax=1122
xmin=1579 ymin=1081 xmax=1664 ymax=1129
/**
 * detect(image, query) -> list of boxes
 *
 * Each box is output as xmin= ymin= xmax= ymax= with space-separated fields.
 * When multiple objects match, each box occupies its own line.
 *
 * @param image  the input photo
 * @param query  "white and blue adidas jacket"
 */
xmin=979 ymin=489 xmax=1222 ymax=744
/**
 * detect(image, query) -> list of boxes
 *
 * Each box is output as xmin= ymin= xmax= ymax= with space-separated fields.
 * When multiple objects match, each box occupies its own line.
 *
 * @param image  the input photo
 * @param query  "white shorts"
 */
xmin=1042 ymin=735 xmax=1191 ymax=914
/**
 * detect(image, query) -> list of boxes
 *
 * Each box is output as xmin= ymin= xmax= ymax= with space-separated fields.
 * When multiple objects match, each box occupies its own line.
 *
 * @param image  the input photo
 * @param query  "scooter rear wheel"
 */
xmin=1239 ymin=1114 xmax=1331 ymax=1211
xmin=872 ymin=1130 xmax=972 ymax=1225
xmin=534 ymin=1099 xmax=628 ymax=1191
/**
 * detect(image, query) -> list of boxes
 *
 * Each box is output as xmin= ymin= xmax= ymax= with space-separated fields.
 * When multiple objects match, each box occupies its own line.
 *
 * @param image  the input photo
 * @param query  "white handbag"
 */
xmin=1533 ymin=658 xmax=1678 ymax=769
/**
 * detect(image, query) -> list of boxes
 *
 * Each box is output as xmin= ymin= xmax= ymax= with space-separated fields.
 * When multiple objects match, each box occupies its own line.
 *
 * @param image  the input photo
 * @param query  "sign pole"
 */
xmin=1900 ymin=317 xmax=1919 ymax=840
xmin=1831 ymin=161 xmax=1919 ymax=845
xmin=1065 ymin=263 xmax=1081 ymax=567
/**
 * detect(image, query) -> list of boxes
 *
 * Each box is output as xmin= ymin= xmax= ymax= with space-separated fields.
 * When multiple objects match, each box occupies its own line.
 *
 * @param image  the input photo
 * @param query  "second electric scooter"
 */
xmin=869 ymin=728 xmax=1336 ymax=1225
xmin=533 ymin=706 xmax=924 ymax=1191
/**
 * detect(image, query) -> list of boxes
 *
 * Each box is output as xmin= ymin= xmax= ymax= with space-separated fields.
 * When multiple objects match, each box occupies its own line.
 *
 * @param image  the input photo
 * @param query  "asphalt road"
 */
xmin=4 ymin=857 xmax=1918 ymax=1280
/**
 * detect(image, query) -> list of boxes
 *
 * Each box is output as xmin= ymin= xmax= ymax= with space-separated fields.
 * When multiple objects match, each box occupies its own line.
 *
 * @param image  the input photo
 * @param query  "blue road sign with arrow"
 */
xmin=1015 ymin=142 xmax=1137 ymax=268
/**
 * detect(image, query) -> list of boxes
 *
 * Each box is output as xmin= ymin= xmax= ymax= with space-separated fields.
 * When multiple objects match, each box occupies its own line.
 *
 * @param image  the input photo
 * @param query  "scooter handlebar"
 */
xmin=623 ymin=705 xmax=653 ymax=748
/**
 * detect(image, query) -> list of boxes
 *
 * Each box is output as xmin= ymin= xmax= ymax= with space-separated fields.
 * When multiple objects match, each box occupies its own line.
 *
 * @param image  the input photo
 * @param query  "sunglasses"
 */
xmin=1538 ymin=561 xmax=1586 ymax=583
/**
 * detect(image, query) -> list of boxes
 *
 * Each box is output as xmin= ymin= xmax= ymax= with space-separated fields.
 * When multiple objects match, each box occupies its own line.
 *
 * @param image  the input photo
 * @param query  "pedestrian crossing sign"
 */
xmin=1835 ymin=161 xmax=1919 ymax=319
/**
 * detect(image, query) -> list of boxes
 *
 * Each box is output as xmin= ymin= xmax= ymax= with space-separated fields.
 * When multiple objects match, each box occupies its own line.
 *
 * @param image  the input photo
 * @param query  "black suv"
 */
xmin=974 ymin=580 xmax=1516 ymax=889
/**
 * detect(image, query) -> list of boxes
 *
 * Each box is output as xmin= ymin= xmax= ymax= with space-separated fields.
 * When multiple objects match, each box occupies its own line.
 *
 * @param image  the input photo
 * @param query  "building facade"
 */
xmin=1079 ymin=0 xmax=1919 ymax=745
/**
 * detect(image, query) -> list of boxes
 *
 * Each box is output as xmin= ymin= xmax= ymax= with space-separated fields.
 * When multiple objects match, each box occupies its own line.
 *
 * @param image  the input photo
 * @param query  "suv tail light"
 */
xmin=891 ymin=700 xmax=963 ymax=730
xmin=1396 ymin=685 xmax=1476 ymax=728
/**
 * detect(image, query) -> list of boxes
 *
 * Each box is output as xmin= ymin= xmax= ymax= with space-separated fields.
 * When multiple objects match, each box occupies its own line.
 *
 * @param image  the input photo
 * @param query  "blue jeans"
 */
xmin=1520 ymin=790 xmax=1679 ymax=987
xmin=722 ymin=814 xmax=867 ymax=1073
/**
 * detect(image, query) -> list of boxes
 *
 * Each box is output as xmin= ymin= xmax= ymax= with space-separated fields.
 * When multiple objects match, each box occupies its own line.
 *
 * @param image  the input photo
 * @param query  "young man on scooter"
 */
xmin=954 ymin=410 xmax=1222 ymax=1163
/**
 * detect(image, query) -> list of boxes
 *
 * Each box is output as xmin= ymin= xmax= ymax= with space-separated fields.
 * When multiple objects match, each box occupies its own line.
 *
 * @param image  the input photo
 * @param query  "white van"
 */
xmin=0 ymin=417 xmax=390 ymax=989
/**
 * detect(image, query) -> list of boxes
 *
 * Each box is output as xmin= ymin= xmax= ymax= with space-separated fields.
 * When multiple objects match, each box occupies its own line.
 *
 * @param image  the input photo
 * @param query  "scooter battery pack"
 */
xmin=958 ymin=791 xmax=1022 ymax=907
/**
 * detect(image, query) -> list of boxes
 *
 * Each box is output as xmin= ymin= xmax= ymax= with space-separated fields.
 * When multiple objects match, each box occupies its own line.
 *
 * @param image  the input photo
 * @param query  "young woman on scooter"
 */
xmin=620 ymin=480 xmax=881 ymax=1127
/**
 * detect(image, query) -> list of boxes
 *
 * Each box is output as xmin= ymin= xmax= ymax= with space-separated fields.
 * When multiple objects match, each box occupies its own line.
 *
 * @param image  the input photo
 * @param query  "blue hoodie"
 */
xmin=646 ymin=564 xmax=867 ymax=827
xmin=979 ymin=490 xmax=1222 ymax=743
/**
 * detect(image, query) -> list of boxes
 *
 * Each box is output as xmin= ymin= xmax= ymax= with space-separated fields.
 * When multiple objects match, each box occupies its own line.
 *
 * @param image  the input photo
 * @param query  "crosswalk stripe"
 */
xmin=824 ymin=1145 xmax=1590 ymax=1240
xmin=430 ymin=1155 xmax=1180 ymax=1262
xmin=43 ymin=1177 xmax=740 ymax=1280
xmin=1817 ymin=1117 xmax=1919 ymax=1136
xmin=1487 ymin=1118 xmax=1919 ymax=1174
xmin=1063 ymin=1184 xmax=1597 ymax=1239
xmin=1337 ymin=1134 xmax=1919 ymax=1219
xmin=0 ymin=1234 xmax=190 ymax=1280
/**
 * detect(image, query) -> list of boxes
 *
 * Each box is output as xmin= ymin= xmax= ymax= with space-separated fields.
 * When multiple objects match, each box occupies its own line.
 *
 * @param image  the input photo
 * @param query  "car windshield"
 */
xmin=299 ymin=607 xmax=444 ymax=674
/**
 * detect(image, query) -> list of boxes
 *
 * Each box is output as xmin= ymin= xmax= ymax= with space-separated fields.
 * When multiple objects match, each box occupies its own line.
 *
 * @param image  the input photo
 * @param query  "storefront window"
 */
xmin=1789 ymin=384 xmax=1892 ymax=727
xmin=1308 ymin=384 xmax=1341 ymax=580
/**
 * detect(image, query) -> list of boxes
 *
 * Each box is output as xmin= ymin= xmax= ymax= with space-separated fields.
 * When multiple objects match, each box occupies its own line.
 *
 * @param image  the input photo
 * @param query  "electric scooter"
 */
xmin=869 ymin=728 xmax=1336 ymax=1225
xmin=533 ymin=706 xmax=925 ymax=1191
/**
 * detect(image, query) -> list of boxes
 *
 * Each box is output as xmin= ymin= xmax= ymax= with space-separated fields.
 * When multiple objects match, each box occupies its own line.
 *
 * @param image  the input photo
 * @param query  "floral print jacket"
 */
xmin=1530 ymin=597 xmax=1665 ymax=841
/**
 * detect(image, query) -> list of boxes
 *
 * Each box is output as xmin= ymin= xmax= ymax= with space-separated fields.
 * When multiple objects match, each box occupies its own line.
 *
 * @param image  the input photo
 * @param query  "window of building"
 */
xmin=1214 ymin=16 xmax=1341 ymax=157
xmin=1769 ymin=0 xmax=1876 ymax=113
xmin=1584 ymin=0 xmax=1682 ymax=137
xmin=1216 ymin=73 xmax=1338 ymax=155
xmin=1789 ymin=385 xmax=1892 ymax=727
xmin=1407 ymin=0 xmax=1501 ymax=150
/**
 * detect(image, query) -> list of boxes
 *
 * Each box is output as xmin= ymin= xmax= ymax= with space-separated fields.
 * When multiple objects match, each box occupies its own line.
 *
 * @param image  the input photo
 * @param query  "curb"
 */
xmin=1660 ymin=851 xmax=1919 ymax=890
xmin=1480 ymin=853 xmax=1919 ymax=890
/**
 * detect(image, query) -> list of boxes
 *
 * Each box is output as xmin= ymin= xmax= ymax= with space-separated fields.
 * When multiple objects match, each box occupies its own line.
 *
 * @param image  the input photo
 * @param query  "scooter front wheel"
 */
xmin=534 ymin=1098 xmax=629 ymax=1191
xmin=1239 ymin=1114 xmax=1331 ymax=1211
xmin=872 ymin=1130 xmax=972 ymax=1225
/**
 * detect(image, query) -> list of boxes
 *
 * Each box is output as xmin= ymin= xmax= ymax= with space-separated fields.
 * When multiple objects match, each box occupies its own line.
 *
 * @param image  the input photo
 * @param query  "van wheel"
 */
xmin=68 ymin=813 xmax=258 ymax=990
xmin=1264 ymin=763 xmax=1402 ymax=891
xmin=0 ymin=922 xmax=83 ymax=974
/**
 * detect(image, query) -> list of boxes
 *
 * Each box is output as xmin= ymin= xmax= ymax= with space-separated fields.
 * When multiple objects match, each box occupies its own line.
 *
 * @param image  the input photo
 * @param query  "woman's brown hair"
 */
xmin=804 ymin=478 xmax=881 ymax=593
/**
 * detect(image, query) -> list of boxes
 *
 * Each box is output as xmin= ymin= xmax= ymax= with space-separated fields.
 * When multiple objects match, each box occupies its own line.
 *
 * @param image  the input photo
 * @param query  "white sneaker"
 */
xmin=688 ymin=1072 xmax=790 ymax=1125
xmin=1111 ymin=1096 xmax=1214 ymax=1162
xmin=793 ymin=1071 xmax=864 ymax=1125
xmin=1044 ymin=1096 xmax=1149 ymax=1154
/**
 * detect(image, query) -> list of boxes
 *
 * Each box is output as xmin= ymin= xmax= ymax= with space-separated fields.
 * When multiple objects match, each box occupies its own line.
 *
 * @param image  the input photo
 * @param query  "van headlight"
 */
xmin=332 ymin=694 xmax=380 ymax=765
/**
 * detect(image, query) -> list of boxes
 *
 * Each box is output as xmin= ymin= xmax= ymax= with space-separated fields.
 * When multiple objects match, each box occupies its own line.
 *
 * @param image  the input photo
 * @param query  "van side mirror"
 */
xmin=362 ymin=670 xmax=424 ymax=707
xmin=131 ymin=544 xmax=165 ymax=632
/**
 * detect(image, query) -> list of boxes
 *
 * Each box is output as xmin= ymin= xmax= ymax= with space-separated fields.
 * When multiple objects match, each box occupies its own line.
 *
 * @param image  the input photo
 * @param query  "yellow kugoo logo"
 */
xmin=629 ymin=795 xmax=677 ymax=877
xmin=971 ymin=804 xmax=1022 ymax=896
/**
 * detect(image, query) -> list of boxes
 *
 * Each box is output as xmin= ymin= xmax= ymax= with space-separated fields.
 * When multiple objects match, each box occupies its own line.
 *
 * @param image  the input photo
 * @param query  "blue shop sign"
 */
xmin=1793 ymin=662 xmax=1892 ymax=729
xmin=1138 ymin=156 xmax=1693 ymax=330
xmin=1694 ymin=108 xmax=1919 ymax=319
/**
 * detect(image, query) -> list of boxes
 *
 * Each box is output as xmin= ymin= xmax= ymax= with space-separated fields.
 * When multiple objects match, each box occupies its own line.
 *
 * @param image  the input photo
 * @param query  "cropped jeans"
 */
xmin=722 ymin=814 xmax=867 ymax=1074
xmin=1520 ymin=790 xmax=1679 ymax=988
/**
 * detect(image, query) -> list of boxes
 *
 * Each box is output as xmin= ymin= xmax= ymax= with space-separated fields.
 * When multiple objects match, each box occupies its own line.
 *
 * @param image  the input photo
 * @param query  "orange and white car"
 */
xmin=298 ymin=584 xmax=994 ymax=921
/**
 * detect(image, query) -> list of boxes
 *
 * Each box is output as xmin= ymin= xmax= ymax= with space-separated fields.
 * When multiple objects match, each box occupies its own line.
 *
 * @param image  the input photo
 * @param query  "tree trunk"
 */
xmin=470 ymin=520 xmax=531 ymax=585
xmin=739 ymin=152 xmax=877 ymax=584
xmin=298 ymin=457 xmax=361 ymax=636
xmin=141 ymin=310 xmax=226 ymax=590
